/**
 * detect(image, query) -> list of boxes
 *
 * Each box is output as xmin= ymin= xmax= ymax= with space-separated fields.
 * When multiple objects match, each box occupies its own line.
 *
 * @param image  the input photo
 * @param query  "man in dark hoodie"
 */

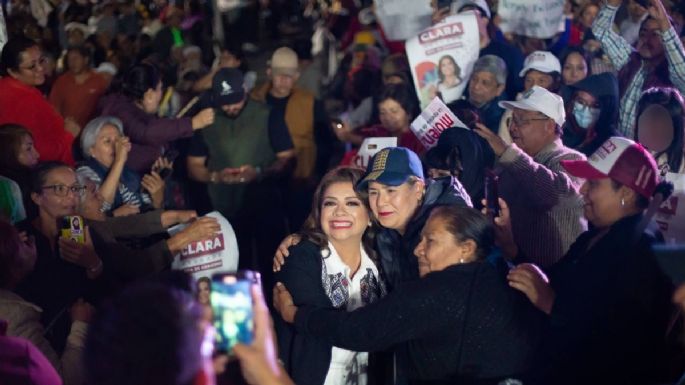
xmin=562 ymin=73 xmax=620 ymax=156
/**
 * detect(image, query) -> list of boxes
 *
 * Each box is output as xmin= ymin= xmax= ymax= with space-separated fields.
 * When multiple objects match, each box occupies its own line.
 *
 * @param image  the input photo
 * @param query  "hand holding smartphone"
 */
xmin=211 ymin=271 xmax=260 ymax=354
xmin=60 ymin=216 xmax=85 ymax=244
xmin=484 ymin=169 xmax=500 ymax=219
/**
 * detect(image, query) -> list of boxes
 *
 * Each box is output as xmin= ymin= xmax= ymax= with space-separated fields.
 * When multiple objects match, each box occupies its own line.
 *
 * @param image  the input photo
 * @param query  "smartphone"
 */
xmin=484 ymin=170 xmax=500 ymax=218
xmin=163 ymin=148 xmax=179 ymax=164
xmin=59 ymin=215 xmax=85 ymax=243
xmin=211 ymin=271 xmax=259 ymax=353
xmin=653 ymin=245 xmax=685 ymax=284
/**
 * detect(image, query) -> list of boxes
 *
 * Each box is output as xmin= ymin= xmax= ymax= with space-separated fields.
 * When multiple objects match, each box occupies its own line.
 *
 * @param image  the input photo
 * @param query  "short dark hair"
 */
xmin=377 ymin=83 xmax=419 ymax=119
xmin=85 ymin=282 xmax=204 ymax=385
xmin=429 ymin=205 xmax=494 ymax=260
xmin=0 ymin=36 xmax=39 ymax=75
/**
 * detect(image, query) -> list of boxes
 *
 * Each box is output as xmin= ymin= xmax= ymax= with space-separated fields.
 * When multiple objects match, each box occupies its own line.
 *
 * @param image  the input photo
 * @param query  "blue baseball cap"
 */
xmin=357 ymin=147 xmax=424 ymax=191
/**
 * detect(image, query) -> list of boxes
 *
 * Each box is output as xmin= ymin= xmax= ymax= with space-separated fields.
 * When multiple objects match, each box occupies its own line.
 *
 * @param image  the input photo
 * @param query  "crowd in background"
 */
xmin=1 ymin=0 xmax=685 ymax=384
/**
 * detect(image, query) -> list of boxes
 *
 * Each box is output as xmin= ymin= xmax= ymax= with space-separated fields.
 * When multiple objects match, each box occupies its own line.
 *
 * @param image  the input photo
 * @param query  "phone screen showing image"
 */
xmin=211 ymin=273 xmax=254 ymax=353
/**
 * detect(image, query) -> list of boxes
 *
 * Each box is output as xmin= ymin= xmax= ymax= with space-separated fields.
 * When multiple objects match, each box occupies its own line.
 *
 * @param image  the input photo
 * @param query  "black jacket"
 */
xmin=542 ymin=213 xmax=675 ymax=384
xmin=375 ymin=176 xmax=472 ymax=290
xmin=275 ymin=240 xmax=387 ymax=385
xmin=294 ymin=259 xmax=543 ymax=384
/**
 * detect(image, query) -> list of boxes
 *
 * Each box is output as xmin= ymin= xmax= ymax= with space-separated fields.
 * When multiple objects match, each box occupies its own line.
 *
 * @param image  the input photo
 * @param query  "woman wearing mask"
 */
xmin=275 ymin=167 xmax=386 ymax=385
xmin=0 ymin=37 xmax=77 ymax=164
xmin=635 ymin=87 xmax=685 ymax=174
xmin=98 ymin=63 xmax=215 ymax=173
xmin=275 ymin=205 xmax=542 ymax=384
xmin=562 ymin=73 xmax=619 ymax=155
xmin=77 ymin=116 xmax=168 ymax=216
xmin=507 ymin=137 xmax=675 ymax=384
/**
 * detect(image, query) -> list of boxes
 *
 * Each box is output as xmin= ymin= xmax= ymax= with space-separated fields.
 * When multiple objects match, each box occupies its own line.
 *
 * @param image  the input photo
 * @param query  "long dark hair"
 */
xmin=636 ymin=87 xmax=685 ymax=173
xmin=559 ymin=46 xmax=592 ymax=82
xmin=429 ymin=205 xmax=494 ymax=260
xmin=300 ymin=167 xmax=377 ymax=262
xmin=437 ymin=55 xmax=462 ymax=84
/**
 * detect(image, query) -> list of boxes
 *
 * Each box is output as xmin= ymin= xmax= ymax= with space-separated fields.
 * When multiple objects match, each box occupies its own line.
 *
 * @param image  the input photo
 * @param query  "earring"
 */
xmin=459 ymin=258 xmax=465 ymax=264
xmin=621 ymin=197 xmax=625 ymax=207
xmin=367 ymin=221 xmax=372 ymax=227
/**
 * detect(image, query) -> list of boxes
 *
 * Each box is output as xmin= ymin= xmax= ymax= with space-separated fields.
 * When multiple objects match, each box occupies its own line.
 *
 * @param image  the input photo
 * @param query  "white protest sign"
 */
xmin=374 ymin=0 xmax=433 ymax=41
xmin=498 ymin=0 xmax=565 ymax=39
xmin=410 ymin=97 xmax=467 ymax=149
xmin=405 ymin=13 xmax=480 ymax=109
xmin=352 ymin=137 xmax=398 ymax=168
xmin=655 ymin=172 xmax=685 ymax=244
xmin=169 ymin=211 xmax=239 ymax=281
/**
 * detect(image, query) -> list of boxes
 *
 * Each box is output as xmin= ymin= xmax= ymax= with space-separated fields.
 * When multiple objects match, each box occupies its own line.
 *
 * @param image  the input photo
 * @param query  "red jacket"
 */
xmin=0 ymin=77 xmax=74 ymax=165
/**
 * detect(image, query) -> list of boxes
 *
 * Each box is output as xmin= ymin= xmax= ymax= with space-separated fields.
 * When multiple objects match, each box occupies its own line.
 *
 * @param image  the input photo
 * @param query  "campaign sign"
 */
xmin=498 ymin=0 xmax=566 ymax=39
xmin=410 ymin=97 xmax=467 ymax=149
xmin=170 ymin=211 xmax=239 ymax=280
xmin=405 ymin=13 xmax=480 ymax=108
xmin=352 ymin=137 xmax=398 ymax=168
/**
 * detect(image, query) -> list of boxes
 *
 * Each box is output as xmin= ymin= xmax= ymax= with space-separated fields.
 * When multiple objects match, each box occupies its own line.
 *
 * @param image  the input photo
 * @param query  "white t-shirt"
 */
xmin=320 ymin=241 xmax=384 ymax=385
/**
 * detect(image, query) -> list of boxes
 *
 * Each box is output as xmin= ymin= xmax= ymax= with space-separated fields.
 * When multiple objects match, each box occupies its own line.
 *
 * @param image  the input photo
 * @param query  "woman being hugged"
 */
xmin=275 ymin=167 xmax=386 ymax=385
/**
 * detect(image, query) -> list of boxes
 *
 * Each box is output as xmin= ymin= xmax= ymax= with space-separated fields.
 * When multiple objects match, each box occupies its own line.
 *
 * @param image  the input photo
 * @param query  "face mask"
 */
xmin=572 ymin=102 xmax=601 ymax=129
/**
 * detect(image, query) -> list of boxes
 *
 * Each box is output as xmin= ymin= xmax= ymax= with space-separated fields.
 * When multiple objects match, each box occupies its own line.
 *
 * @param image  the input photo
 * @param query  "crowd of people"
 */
xmin=1 ymin=0 xmax=685 ymax=384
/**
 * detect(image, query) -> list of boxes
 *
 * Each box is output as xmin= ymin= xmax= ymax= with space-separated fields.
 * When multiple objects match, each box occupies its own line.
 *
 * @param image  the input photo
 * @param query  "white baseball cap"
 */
xmin=499 ymin=86 xmax=566 ymax=126
xmin=561 ymin=137 xmax=658 ymax=198
xmin=519 ymin=51 xmax=561 ymax=77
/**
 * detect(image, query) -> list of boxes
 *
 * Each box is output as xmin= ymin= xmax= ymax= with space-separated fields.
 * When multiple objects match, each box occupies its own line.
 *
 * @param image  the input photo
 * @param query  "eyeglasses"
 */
xmin=41 ymin=184 xmax=86 ymax=197
xmin=508 ymin=115 xmax=550 ymax=127
xmin=20 ymin=56 xmax=47 ymax=72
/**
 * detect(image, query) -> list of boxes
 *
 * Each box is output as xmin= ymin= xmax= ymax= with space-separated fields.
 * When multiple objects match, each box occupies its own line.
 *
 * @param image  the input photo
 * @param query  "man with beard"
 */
xmin=187 ymin=68 xmax=295 ymax=276
xmin=592 ymin=0 xmax=685 ymax=139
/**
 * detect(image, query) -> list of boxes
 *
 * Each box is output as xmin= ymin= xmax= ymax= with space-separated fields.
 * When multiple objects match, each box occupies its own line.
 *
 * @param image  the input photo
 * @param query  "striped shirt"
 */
xmin=496 ymin=140 xmax=588 ymax=267
xmin=592 ymin=3 xmax=685 ymax=139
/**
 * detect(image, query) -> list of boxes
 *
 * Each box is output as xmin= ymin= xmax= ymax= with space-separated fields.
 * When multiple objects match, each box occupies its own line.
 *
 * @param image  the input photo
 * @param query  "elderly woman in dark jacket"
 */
xmin=98 ymin=63 xmax=215 ymax=173
xmin=275 ymin=205 xmax=543 ymax=384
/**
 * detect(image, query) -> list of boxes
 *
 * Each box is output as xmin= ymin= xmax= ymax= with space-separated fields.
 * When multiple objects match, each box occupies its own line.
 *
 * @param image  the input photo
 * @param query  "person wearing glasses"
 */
xmin=474 ymin=86 xmax=587 ymax=267
xmin=13 ymin=162 xmax=102 ymax=355
xmin=0 ymin=37 xmax=79 ymax=165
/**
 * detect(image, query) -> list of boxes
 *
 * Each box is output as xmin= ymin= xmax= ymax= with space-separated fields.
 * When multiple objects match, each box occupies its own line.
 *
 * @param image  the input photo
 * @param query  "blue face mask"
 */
xmin=572 ymin=102 xmax=601 ymax=129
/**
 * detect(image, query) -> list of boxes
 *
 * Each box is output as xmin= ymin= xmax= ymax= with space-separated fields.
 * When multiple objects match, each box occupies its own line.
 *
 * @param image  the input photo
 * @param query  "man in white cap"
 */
xmin=474 ymin=85 xmax=587 ymax=267
xmin=519 ymin=50 xmax=562 ymax=92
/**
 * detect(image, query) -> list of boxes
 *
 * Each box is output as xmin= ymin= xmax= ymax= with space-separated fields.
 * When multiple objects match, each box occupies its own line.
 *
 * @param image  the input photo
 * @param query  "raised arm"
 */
xmin=496 ymin=144 xmax=584 ymax=209
xmin=591 ymin=1 xmax=633 ymax=70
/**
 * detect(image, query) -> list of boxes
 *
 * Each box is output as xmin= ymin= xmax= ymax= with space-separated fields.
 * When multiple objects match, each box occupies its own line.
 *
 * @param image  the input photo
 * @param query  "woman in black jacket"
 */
xmin=275 ymin=205 xmax=542 ymax=384
xmin=507 ymin=136 xmax=676 ymax=384
xmin=275 ymin=167 xmax=385 ymax=385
